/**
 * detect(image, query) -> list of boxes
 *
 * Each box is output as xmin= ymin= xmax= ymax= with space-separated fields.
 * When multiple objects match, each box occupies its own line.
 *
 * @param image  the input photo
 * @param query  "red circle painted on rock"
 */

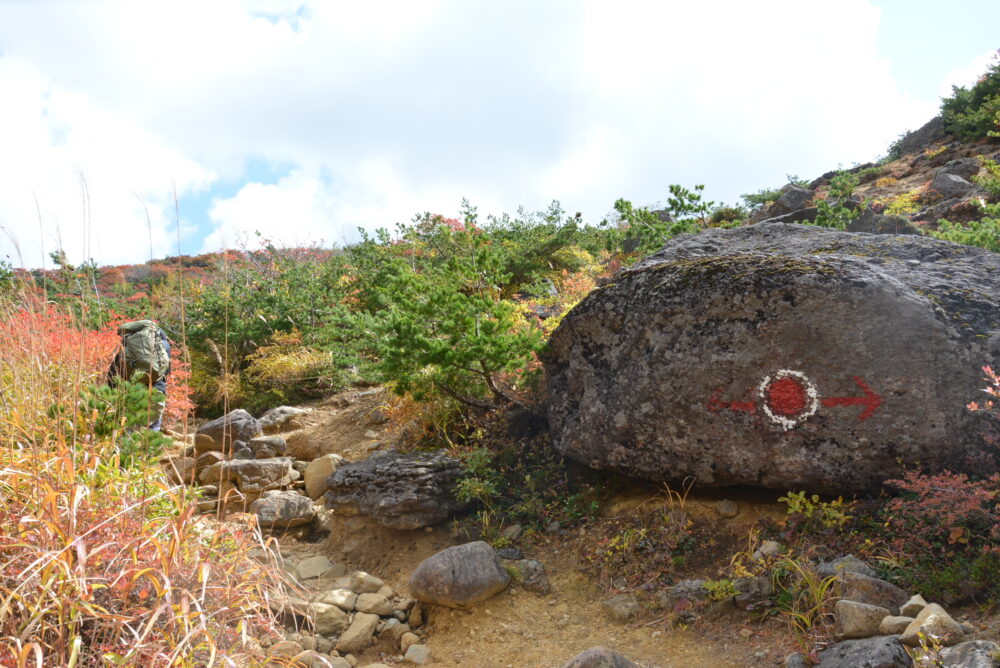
xmin=766 ymin=377 xmax=808 ymax=417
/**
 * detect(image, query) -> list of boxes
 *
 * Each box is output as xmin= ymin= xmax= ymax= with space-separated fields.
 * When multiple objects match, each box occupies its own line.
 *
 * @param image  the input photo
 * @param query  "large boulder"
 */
xmin=939 ymin=640 xmax=1000 ymax=667
xmin=815 ymin=636 xmax=912 ymax=668
xmin=324 ymin=449 xmax=468 ymax=529
xmin=408 ymin=541 xmax=511 ymax=609
xmin=544 ymin=223 xmax=1000 ymax=493
xmin=196 ymin=409 xmax=261 ymax=447
xmin=560 ymin=647 xmax=639 ymax=668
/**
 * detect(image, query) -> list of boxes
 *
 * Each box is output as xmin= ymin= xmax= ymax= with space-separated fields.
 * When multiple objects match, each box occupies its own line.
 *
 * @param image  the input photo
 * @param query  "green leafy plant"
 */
xmin=974 ymin=157 xmax=1000 ymax=201
xmin=941 ymin=50 xmax=1000 ymax=140
xmin=741 ymin=187 xmax=782 ymax=209
xmin=771 ymin=556 xmax=838 ymax=647
xmin=931 ymin=202 xmax=1000 ymax=252
xmin=813 ymin=172 xmax=861 ymax=229
xmin=778 ymin=491 xmax=855 ymax=532
xmin=703 ymin=579 xmax=738 ymax=601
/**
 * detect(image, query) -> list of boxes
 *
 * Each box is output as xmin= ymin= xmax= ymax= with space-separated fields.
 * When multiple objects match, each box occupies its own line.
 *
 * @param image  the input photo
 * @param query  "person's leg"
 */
xmin=150 ymin=380 xmax=167 ymax=431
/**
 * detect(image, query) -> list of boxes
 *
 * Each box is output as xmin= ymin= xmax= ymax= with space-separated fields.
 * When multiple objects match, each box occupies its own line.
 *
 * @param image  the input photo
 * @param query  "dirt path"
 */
xmin=261 ymin=390 xmax=803 ymax=667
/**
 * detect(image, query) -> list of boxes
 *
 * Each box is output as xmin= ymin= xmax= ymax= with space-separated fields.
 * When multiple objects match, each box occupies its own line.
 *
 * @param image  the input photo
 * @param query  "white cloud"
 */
xmin=938 ymin=49 xmax=998 ymax=99
xmin=0 ymin=0 xmax=973 ymax=267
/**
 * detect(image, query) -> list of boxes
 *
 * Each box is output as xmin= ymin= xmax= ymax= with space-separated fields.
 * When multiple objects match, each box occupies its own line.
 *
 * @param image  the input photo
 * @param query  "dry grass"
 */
xmin=0 ymin=291 xmax=285 ymax=666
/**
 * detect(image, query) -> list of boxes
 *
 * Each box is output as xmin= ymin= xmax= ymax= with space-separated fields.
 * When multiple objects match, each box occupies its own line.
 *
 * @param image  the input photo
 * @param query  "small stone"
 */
xmin=403 ymin=644 xmax=431 ymax=664
xmin=296 ymin=555 xmax=338 ymax=580
xmin=899 ymin=594 xmax=927 ymax=618
xmin=500 ymin=523 xmax=523 ymax=540
xmin=602 ymin=594 xmax=640 ymax=623
xmin=834 ymin=599 xmax=890 ymax=639
xmin=194 ymin=432 xmax=219 ymax=454
xmin=400 ymin=632 xmax=420 ymax=653
xmin=304 ymin=453 xmax=347 ymax=500
xmin=364 ymin=429 xmax=379 ymax=439
xmin=319 ymin=589 xmax=357 ymax=611
xmin=754 ymin=540 xmax=782 ymax=560
xmin=267 ymin=640 xmax=304 ymax=657
xmin=349 ymin=571 xmax=385 ymax=594
xmin=312 ymin=602 xmax=349 ymax=636
xmin=376 ymin=584 xmax=395 ymax=598
xmin=355 ymin=593 xmax=394 ymax=616
xmin=715 ymin=499 xmax=739 ymax=518
xmin=900 ymin=603 xmax=964 ymax=647
xmin=496 ymin=547 xmax=523 ymax=560
xmin=879 ymin=615 xmax=914 ymax=635
xmin=783 ymin=653 xmax=810 ymax=668
xmin=409 ymin=602 xmax=424 ymax=627
xmin=315 ymin=636 xmax=333 ymax=654
xmin=300 ymin=635 xmax=317 ymax=651
xmin=335 ymin=612 xmax=379 ymax=653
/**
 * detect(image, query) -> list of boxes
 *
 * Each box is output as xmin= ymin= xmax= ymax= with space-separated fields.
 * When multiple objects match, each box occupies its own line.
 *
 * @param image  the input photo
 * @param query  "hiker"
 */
xmin=107 ymin=320 xmax=172 ymax=431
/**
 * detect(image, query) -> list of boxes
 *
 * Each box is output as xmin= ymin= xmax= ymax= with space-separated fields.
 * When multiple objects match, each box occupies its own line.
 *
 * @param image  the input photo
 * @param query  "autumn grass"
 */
xmin=0 ymin=292 xmax=285 ymax=666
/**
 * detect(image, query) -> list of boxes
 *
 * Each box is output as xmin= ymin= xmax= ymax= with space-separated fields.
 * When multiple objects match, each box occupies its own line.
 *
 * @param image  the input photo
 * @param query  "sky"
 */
xmin=0 ymin=0 xmax=996 ymax=269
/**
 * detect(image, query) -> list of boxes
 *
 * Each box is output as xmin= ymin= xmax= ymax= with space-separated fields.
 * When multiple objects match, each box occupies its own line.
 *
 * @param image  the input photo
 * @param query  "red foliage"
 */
xmin=164 ymin=344 xmax=195 ymax=429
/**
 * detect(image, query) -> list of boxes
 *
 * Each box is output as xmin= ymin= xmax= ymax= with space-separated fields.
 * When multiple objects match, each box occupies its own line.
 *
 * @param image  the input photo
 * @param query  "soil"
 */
xmin=239 ymin=391 xmax=808 ymax=667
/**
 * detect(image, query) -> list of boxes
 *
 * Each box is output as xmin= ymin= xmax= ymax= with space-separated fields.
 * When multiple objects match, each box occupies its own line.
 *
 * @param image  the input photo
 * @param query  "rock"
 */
xmin=291 ymin=650 xmax=337 ymax=668
xmin=900 ymin=594 xmax=927 ymax=618
xmin=496 ymin=547 xmax=523 ymax=560
xmin=232 ymin=442 xmax=254 ymax=459
xmin=900 ymin=603 xmax=964 ymax=647
xmin=408 ymin=541 xmax=511 ymax=609
xmin=939 ymin=640 xmax=1000 ymax=667
xmin=349 ymin=571 xmax=385 ymax=594
xmin=715 ymin=499 xmax=739 ymax=518
xmin=754 ymin=540 xmax=783 ymax=561
xmin=929 ymin=172 xmax=976 ymax=199
xmin=400 ymin=632 xmax=420 ymax=653
xmin=500 ymin=523 xmax=523 ymax=541
xmin=655 ymin=579 xmax=707 ymax=610
xmin=196 ymin=498 xmax=218 ymax=513
xmin=769 ymin=184 xmax=814 ymax=217
xmin=259 ymin=405 xmax=311 ymax=433
xmin=296 ymin=556 xmax=342 ymax=581
xmin=324 ymin=450 xmax=468 ymax=529
xmin=318 ymin=588 xmax=357 ymax=611
xmin=834 ymin=600 xmax=890 ymax=639
xmin=355 ymin=593 xmax=393 ymax=616
xmin=376 ymin=584 xmax=395 ymax=598
xmin=195 ymin=450 xmax=225 ymax=471
xmin=560 ymin=646 xmax=640 ymax=668
xmin=311 ymin=602 xmax=349 ymax=636
xmin=403 ymin=644 xmax=431 ymax=664
xmin=839 ymin=572 xmax=909 ymax=616
xmin=381 ymin=618 xmax=410 ymax=646
xmin=893 ymin=116 xmax=946 ymax=157
xmin=334 ymin=612 xmax=379 ymax=653
xmin=784 ymin=653 xmax=811 ymax=668
xmin=408 ymin=602 xmax=424 ymax=627
xmin=913 ymin=197 xmax=961 ymax=223
xmin=817 ymin=555 xmax=877 ymax=579
xmin=936 ymin=158 xmax=982 ymax=181
xmin=199 ymin=457 xmax=295 ymax=493
xmin=249 ymin=435 xmax=287 ymax=458
xmin=733 ymin=576 xmax=772 ymax=610
xmin=544 ymin=223 xmax=1000 ymax=493
xmin=510 ymin=559 xmax=552 ymax=595
xmin=879 ymin=615 xmax=913 ymax=635
xmin=196 ymin=409 xmax=261 ymax=447
xmin=305 ymin=454 xmax=347 ymax=500
xmin=815 ymin=636 xmax=912 ymax=668
xmin=758 ymin=206 xmax=820 ymax=226
xmin=194 ymin=433 xmax=220 ymax=454
xmin=601 ymin=594 xmax=640 ymax=623
xmin=163 ymin=456 xmax=196 ymax=484
xmin=846 ymin=211 xmax=921 ymax=235
xmin=268 ymin=640 xmax=305 ymax=657
xmin=251 ymin=490 xmax=316 ymax=529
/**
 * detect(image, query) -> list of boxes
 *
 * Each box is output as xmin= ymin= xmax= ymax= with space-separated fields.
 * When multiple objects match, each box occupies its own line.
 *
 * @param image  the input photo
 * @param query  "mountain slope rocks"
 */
xmin=544 ymin=223 xmax=1000 ymax=493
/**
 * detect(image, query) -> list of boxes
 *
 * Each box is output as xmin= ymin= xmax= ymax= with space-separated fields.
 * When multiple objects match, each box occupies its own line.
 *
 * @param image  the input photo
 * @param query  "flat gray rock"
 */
xmin=815 ymin=635 xmax=912 ymax=668
xmin=324 ymin=449 xmax=468 ymax=529
xmin=545 ymin=223 xmax=1000 ymax=492
xmin=196 ymin=409 xmax=261 ymax=447
xmin=560 ymin=647 xmax=640 ymax=668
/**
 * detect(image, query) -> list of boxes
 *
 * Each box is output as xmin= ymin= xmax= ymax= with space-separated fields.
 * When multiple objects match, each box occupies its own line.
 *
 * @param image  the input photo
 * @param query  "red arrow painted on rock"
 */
xmin=707 ymin=390 xmax=757 ymax=415
xmin=820 ymin=376 xmax=881 ymax=420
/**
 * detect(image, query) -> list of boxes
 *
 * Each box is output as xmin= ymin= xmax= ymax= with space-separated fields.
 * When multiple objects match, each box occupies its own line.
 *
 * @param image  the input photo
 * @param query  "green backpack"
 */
xmin=118 ymin=320 xmax=170 ymax=385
